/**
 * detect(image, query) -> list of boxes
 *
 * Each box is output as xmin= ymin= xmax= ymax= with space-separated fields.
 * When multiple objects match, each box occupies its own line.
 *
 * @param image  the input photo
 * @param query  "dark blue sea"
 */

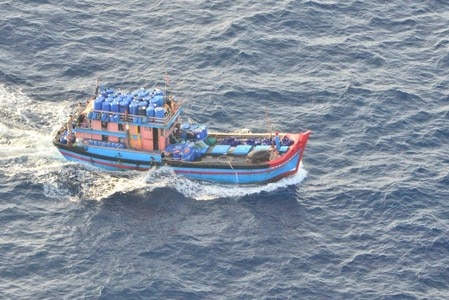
xmin=1 ymin=1 xmax=449 ymax=299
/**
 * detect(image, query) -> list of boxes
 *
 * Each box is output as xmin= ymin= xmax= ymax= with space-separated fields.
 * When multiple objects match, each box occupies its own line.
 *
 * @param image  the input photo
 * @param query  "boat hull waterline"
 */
xmin=53 ymin=85 xmax=311 ymax=185
xmin=54 ymin=131 xmax=310 ymax=184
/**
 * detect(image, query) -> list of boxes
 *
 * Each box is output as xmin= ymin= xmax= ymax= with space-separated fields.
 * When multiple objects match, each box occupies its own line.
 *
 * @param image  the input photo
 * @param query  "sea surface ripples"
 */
xmin=1 ymin=1 xmax=449 ymax=299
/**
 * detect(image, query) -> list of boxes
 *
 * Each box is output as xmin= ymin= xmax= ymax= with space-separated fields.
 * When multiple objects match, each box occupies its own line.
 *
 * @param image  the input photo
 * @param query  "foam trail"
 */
xmin=0 ymin=85 xmax=64 ymax=167
xmin=0 ymin=84 xmax=77 ymax=198
xmin=167 ymin=167 xmax=308 ymax=201
xmin=62 ymin=166 xmax=309 ymax=202
xmin=0 ymin=84 xmax=308 ymax=202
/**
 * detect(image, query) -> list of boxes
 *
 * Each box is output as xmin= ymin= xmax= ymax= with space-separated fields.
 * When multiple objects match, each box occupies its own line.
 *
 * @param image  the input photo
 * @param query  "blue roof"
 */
xmin=211 ymin=145 xmax=231 ymax=155
xmin=233 ymin=145 xmax=253 ymax=155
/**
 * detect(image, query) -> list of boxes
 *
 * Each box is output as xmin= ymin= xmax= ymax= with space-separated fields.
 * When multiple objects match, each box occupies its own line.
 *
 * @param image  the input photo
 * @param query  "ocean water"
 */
xmin=1 ymin=0 xmax=449 ymax=299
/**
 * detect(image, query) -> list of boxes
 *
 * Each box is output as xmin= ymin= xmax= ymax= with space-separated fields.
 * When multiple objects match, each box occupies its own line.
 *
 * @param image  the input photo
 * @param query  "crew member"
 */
xmin=67 ymin=114 xmax=74 ymax=146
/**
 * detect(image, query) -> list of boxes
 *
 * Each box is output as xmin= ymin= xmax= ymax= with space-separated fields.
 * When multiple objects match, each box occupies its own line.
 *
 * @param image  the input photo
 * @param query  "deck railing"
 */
xmin=79 ymin=100 xmax=183 ymax=128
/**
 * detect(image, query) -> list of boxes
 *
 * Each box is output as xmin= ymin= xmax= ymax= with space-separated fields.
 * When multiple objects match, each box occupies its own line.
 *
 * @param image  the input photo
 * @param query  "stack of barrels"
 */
xmin=88 ymin=87 xmax=169 ymax=123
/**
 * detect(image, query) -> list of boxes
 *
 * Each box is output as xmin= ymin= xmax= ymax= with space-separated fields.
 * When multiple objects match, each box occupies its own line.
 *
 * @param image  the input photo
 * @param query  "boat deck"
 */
xmin=163 ymin=139 xmax=291 ymax=166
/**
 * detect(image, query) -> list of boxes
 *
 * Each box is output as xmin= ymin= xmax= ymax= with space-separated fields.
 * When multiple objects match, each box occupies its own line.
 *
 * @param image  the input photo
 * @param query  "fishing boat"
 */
xmin=53 ymin=84 xmax=311 ymax=184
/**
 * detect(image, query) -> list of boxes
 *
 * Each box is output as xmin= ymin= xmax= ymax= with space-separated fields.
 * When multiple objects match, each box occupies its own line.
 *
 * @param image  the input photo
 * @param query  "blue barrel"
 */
xmin=155 ymin=107 xmax=164 ymax=119
xmin=125 ymin=94 xmax=133 ymax=102
xmin=129 ymin=101 xmax=139 ymax=115
xmin=101 ymin=113 xmax=110 ymax=122
xmin=151 ymin=95 xmax=164 ymax=107
xmin=138 ymin=89 xmax=149 ymax=98
xmin=194 ymin=126 xmax=208 ymax=140
xmin=101 ymin=101 xmax=110 ymax=111
xmin=110 ymin=114 xmax=119 ymax=122
xmin=181 ymin=146 xmax=195 ymax=161
xmin=110 ymin=101 xmax=119 ymax=112
xmin=146 ymin=106 xmax=155 ymax=117
xmin=94 ymin=96 xmax=104 ymax=110
xmin=138 ymin=101 xmax=147 ymax=115
xmin=119 ymin=101 xmax=129 ymax=113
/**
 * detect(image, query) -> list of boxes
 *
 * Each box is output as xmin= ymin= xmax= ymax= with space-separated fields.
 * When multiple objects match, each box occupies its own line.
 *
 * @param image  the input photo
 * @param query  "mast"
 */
xmin=264 ymin=106 xmax=273 ymax=139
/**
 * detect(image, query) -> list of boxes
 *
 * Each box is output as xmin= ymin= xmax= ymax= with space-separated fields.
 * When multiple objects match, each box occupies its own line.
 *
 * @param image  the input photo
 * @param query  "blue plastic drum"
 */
xmin=155 ymin=107 xmax=164 ymax=119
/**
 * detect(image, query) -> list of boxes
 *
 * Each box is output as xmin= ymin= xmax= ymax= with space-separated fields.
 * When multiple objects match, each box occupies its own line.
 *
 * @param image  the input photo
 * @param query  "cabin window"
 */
xmin=118 ymin=124 xmax=124 ymax=131
xmin=102 ymin=135 xmax=108 ymax=142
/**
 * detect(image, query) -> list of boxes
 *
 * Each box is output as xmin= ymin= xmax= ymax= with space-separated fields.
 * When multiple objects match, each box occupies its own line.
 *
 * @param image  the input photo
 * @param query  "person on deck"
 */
xmin=269 ymin=145 xmax=280 ymax=160
xmin=164 ymin=97 xmax=172 ymax=115
xmin=169 ymin=95 xmax=176 ymax=112
xmin=76 ymin=102 xmax=85 ymax=126
xmin=67 ymin=114 xmax=74 ymax=146
xmin=76 ymin=102 xmax=83 ymax=114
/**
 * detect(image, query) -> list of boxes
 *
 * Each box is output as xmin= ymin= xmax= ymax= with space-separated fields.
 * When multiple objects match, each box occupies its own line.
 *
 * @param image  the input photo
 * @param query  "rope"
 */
xmin=217 ymin=155 xmax=239 ymax=183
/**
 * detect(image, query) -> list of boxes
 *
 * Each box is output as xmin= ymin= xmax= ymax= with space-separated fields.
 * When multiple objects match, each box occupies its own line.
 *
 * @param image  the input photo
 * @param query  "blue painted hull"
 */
xmin=171 ymin=151 xmax=302 ymax=184
xmin=55 ymin=133 xmax=308 ymax=184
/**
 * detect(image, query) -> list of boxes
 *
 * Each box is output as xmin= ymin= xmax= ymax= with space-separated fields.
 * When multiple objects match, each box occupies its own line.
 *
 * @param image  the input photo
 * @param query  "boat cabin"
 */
xmin=73 ymin=88 xmax=182 ymax=153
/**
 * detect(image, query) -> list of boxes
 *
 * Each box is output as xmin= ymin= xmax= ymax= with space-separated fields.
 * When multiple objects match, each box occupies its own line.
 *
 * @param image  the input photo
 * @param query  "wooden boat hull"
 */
xmin=53 ymin=131 xmax=310 ymax=184
xmin=54 ymin=84 xmax=311 ymax=185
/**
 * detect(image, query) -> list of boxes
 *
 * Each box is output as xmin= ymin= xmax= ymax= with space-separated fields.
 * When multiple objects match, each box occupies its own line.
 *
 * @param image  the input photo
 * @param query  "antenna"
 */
xmin=265 ymin=106 xmax=273 ymax=138
xmin=164 ymin=72 xmax=171 ymax=110
xmin=94 ymin=77 xmax=100 ymax=97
